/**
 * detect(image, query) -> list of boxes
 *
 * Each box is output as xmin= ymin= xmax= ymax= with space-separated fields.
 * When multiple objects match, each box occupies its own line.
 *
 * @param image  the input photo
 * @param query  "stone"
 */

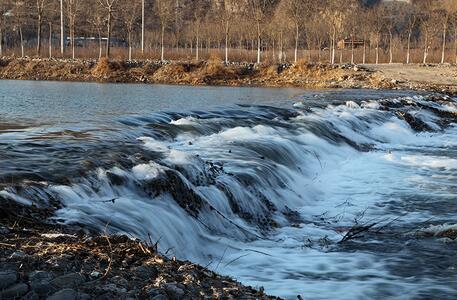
xmin=30 ymin=271 xmax=54 ymax=295
xmin=163 ymin=283 xmax=185 ymax=300
xmin=0 ymin=270 xmax=17 ymax=289
xmin=78 ymin=293 xmax=91 ymax=300
xmin=133 ymin=265 xmax=159 ymax=280
xmin=46 ymin=289 xmax=77 ymax=300
xmin=151 ymin=295 xmax=168 ymax=300
xmin=23 ymin=291 xmax=40 ymax=300
xmin=51 ymin=273 xmax=85 ymax=288
xmin=147 ymin=288 xmax=166 ymax=298
xmin=1 ymin=283 xmax=29 ymax=298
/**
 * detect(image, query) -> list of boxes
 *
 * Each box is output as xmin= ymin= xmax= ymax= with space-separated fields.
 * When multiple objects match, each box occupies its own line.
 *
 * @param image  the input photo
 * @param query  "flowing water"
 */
xmin=1 ymin=80 xmax=457 ymax=299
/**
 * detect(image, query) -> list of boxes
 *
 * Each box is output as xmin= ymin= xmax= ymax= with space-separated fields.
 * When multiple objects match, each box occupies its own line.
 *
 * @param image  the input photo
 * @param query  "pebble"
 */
xmin=51 ymin=273 xmax=85 ymax=288
xmin=134 ymin=265 xmax=159 ymax=280
xmin=151 ymin=295 xmax=169 ymax=300
xmin=147 ymin=288 xmax=166 ymax=298
xmin=1 ymin=283 xmax=29 ymax=298
xmin=46 ymin=288 xmax=77 ymax=300
xmin=163 ymin=283 xmax=185 ymax=300
xmin=30 ymin=271 xmax=54 ymax=295
xmin=0 ymin=270 xmax=17 ymax=289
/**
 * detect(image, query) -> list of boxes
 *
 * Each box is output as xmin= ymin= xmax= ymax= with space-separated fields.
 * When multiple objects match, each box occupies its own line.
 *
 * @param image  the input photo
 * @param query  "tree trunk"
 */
xmin=331 ymin=27 xmax=336 ymax=65
xmin=256 ymin=21 xmax=261 ymax=64
xmin=406 ymin=31 xmax=412 ymax=64
xmin=441 ymin=24 xmax=447 ymax=64
xmin=37 ymin=12 xmax=42 ymax=56
xmin=71 ymin=21 xmax=75 ymax=59
xmin=60 ymin=0 xmax=64 ymax=56
xmin=0 ymin=29 xmax=3 ymax=57
xmin=106 ymin=9 xmax=112 ymax=58
xmin=351 ymin=37 xmax=354 ymax=64
xmin=19 ymin=26 xmax=24 ymax=58
xmin=128 ymin=30 xmax=132 ymax=61
xmin=161 ymin=24 xmax=165 ymax=61
xmin=49 ymin=22 xmax=52 ymax=58
xmin=294 ymin=23 xmax=299 ymax=63
xmin=98 ymin=29 xmax=102 ymax=59
xmin=375 ymin=34 xmax=379 ymax=65
xmin=141 ymin=0 xmax=145 ymax=54
xmin=389 ymin=31 xmax=393 ymax=64
xmin=455 ymin=28 xmax=457 ymax=64
xmin=423 ymin=30 xmax=428 ymax=64
xmin=362 ymin=41 xmax=366 ymax=64
xmin=195 ymin=24 xmax=199 ymax=60
xmin=225 ymin=20 xmax=229 ymax=64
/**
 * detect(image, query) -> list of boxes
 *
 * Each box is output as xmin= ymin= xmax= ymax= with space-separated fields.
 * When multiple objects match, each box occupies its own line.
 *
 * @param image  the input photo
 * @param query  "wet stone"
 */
xmin=134 ymin=265 xmax=159 ymax=280
xmin=151 ymin=295 xmax=169 ymax=300
xmin=1 ymin=283 xmax=29 ymax=298
xmin=51 ymin=273 xmax=85 ymax=288
xmin=163 ymin=283 xmax=185 ymax=300
xmin=46 ymin=288 xmax=77 ymax=300
xmin=147 ymin=288 xmax=166 ymax=298
xmin=0 ymin=270 xmax=17 ymax=289
xmin=29 ymin=271 xmax=55 ymax=295
xmin=23 ymin=291 xmax=40 ymax=300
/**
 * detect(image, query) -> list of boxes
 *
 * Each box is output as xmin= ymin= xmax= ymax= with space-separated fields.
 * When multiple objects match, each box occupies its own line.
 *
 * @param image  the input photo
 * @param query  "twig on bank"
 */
xmin=101 ymin=222 xmax=113 ymax=279
xmin=214 ymin=246 xmax=229 ymax=272
xmin=224 ymin=254 xmax=250 ymax=268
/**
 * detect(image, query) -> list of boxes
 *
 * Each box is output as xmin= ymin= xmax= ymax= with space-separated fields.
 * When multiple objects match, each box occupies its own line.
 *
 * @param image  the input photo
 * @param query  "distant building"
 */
xmin=337 ymin=38 xmax=367 ymax=50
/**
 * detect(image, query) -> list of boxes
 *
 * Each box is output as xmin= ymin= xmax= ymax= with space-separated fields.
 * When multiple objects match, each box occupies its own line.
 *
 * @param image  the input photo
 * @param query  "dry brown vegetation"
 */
xmin=3 ymin=58 xmax=457 ymax=95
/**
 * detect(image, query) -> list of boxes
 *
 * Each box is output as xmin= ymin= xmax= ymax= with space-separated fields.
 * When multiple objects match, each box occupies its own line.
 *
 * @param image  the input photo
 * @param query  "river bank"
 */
xmin=0 ymin=198 xmax=279 ymax=300
xmin=2 ymin=57 xmax=457 ymax=94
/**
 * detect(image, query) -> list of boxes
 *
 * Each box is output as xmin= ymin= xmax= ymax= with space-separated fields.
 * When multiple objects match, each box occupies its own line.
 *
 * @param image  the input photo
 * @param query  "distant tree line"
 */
xmin=1 ymin=0 xmax=457 ymax=64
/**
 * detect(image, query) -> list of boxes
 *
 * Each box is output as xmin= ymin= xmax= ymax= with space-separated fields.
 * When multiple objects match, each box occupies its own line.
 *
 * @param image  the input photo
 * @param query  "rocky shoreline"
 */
xmin=0 ymin=196 xmax=280 ymax=300
xmin=1 ymin=57 xmax=457 ymax=95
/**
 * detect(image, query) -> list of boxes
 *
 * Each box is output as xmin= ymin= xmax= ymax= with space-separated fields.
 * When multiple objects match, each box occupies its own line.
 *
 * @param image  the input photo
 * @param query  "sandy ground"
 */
xmin=365 ymin=64 xmax=457 ymax=87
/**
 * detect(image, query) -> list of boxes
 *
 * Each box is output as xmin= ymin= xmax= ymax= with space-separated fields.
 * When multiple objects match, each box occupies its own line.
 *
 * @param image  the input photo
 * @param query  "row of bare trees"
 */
xmin=1 ymin=0 xmax=457 ymax=64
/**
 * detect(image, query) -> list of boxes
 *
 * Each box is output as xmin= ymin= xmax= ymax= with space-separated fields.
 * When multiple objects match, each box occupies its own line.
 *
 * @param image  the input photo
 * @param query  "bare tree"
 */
xmin=281 ymin=0 xmax=308 ymax=63
xmin=60 ymin=0 xmax=64 ymax=55
xmin=98 ymin=0 xmax=117 ymax=58
xmin=219 ymin=0 xmax=238 ymax=64
xmin=0 ymin=0 xmax=13 ymax=56
xmin=120 ymin=0 xmax=140 ymax=60
xmin=247 ymin=0 xmax=275 ymax=64
xmin=155 ymin=0 xmax=174 ymax=61
xmin=67 ymin=0 xmax=78 ymax=59
xmin=35 ymin=0 xmax=49 ymax=56
xmin=323 ymin=0 xmax=355 ymax=64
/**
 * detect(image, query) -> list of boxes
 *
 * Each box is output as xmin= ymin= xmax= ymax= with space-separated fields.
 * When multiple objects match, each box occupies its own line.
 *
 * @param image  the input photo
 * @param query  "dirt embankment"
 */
xmin=2 ymin=57 xmax=457 ymax=93
xmin=0 ymin=57 xmax=425 ymax=89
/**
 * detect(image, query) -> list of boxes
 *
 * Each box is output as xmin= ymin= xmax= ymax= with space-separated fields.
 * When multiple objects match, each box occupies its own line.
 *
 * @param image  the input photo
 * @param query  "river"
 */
xmin=1 ymin=80 xmax=457 ymax=299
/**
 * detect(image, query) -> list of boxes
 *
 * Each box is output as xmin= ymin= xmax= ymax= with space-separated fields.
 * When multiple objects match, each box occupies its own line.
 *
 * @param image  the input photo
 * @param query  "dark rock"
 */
xmin=0 ymin=270 xmax=17 ymax=289
xmin=151 ymin=295 xmax=169 ymax=300
xmin=163 ymin=283 xmax=185 ymax=300
xmin=78 ymin=293 xmax=91 ymax=300
xmin=1 ymin=283 xmax=29 ymax=298
xmin=147 ymin=288 xmax=167 ymax=298
xmin=51 ymin=273 xmax=85 ymax=288
xmin=46 ymin=289 xmax=77 ymax=300
xmin=106 ymin=171 xmax=126 ymax=186
xmin=23 ymin=291 xmax=39 ymax=300
xmin=133 ymin=265 xmax=159 ymax=280
xmin=30 ymin=271 xmax=55 ymax=295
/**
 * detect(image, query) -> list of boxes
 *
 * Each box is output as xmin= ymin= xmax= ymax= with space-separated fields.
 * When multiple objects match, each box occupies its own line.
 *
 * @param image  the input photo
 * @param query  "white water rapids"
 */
xmin=2 ymin=85 xmax=457 ymax=299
